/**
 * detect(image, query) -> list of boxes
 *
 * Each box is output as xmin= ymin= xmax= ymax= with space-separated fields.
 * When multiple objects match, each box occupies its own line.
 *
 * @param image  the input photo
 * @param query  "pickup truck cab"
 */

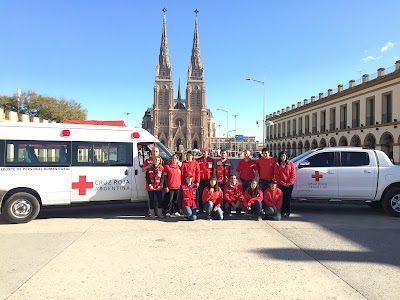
xmin=290 ymin=147 xmax=400 ymax=217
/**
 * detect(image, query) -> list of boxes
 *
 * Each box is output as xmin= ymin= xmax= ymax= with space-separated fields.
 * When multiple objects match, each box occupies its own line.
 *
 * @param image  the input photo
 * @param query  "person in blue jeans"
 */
xmin=263 ymin=180 xmax=282 ymax=221
xmin=202 ymin=176 xmax=223 ymax=220
xmin=178 ymin=172 xmax=198 ymax=221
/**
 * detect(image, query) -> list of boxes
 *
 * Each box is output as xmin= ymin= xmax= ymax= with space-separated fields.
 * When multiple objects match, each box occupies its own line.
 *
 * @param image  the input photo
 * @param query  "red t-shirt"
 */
xmin=257 ymin=157 xmax=276 ymax=180
xmin=236 ymin=159 xmax=257 ymax=181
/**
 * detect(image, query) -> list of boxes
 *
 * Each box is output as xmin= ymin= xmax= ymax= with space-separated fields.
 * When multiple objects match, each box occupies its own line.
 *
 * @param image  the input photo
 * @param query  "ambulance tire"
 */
xmin=4 ymin=192 xmax=41 ymax=224
xmin=382 ymin=188 xmax=400 ymax=217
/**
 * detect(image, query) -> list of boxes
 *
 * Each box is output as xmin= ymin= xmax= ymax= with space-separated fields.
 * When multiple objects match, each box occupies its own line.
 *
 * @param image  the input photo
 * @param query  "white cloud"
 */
xmin=381 ymin=42 xmax=394 ymax=52
xmin=361 ymin=55 xmax=376 ymax=62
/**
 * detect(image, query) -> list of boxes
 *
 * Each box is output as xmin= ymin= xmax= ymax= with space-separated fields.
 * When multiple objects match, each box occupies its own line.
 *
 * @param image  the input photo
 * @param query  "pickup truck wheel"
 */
xmin=3 ymin=192 xmax=40 ymax=223
xmin=382 ymin=188 xmax=400 ymax=217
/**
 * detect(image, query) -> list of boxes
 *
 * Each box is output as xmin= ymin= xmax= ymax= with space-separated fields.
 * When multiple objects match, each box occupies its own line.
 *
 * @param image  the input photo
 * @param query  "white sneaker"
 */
xmin=165 ymin=213 xmax=171 ymax=217
xmin=174 ymin=212 xmax=181 ymax=217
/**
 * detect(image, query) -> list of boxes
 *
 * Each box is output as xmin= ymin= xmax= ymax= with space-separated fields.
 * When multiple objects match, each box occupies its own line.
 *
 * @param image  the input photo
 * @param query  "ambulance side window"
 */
xmin=72 ymin=142 xmax=132 ymax=166
xmin=307 ymin=152 xmax=335 ymax=167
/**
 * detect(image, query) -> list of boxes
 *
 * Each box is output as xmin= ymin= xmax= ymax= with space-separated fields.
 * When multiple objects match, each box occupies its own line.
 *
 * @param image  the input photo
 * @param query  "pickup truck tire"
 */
xmin=382 ymin=188 xmax=400 ymax=217
xmin=3 ymin=192 xmax=41 ymax=223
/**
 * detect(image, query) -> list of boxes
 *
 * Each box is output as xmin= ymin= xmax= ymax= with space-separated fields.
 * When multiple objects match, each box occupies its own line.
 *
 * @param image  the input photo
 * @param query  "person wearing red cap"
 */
xmin=197 ymin=147 xmax=215 ymax=213
xmin=202 ymin=176 xmax=223 ymax=220
xmin=178 ymin=172 xmax=198 ymax=221
xmin=236 ymin=150 xmax=258 ymax=193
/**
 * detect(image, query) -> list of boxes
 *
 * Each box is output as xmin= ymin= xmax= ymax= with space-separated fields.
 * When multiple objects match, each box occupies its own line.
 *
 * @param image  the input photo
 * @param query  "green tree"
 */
xmin=0 ymin=90 xmax=87 ymax=122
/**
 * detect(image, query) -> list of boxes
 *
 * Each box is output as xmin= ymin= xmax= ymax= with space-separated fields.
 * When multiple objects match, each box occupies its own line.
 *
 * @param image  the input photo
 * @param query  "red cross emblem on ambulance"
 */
xmin=311 ymin=171 xmax=323 ymax=182
xmin=72 ymin=176 xmax=93 ymax=195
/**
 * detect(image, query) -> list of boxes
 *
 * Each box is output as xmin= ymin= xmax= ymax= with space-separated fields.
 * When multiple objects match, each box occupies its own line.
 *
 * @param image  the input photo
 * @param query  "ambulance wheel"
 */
xmin=382 ymin=188 xmax=400 ymax=217
xmin=4 ymin=192 xmax=40 ymax=223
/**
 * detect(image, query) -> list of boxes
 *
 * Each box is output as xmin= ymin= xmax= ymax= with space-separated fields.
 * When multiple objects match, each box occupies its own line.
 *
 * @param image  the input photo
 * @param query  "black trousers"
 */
xmin=197 ymin=180 xmax=209 ymax=211
xmin=163 ymin=189 xmax=180 ymax=214
xmin=278 ymin=184 xmax=294 ymax=215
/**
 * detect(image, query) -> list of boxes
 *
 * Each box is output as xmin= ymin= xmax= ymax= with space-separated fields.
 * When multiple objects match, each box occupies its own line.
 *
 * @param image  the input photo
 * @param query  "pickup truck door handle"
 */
xmin=327 ymin=171 xmax=335 ymax=174
xmin=364 ymin=170 xmax=372 ymax=174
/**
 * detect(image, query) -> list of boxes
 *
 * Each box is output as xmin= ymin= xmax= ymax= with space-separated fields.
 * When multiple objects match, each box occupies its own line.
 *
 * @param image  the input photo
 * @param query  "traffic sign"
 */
xmin=235 ymin=135 xmax=244 ymax=141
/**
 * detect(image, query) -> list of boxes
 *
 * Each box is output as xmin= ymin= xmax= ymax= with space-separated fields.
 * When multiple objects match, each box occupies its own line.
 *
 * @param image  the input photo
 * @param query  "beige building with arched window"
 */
xmin=265 ymin=61 xmax=400 ymax=163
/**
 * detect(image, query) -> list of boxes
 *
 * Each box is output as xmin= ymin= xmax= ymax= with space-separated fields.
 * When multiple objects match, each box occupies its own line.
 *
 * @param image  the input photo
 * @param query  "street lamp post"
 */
xmin=217 ymin=108 xmax=228 ymax=148
xmin=17 ymin=88 xmax=21 ymax=122
xmin=124 ymin=112 xmax=131 ymax=127
xmin=246 ymin=77 xmax=266 ymax=145
xmin=233 ymin=114 xmax=238 ymax=156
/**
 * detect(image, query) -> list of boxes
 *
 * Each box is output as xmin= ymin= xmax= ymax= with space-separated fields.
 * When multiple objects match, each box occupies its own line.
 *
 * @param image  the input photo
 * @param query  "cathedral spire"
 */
xmin=177 ymin=78 xmax=181 ymax=99
xmin=156 ymin=8 xmax=172 ymax=79
xmin=188 ymin=9 xmax=204 ymax=80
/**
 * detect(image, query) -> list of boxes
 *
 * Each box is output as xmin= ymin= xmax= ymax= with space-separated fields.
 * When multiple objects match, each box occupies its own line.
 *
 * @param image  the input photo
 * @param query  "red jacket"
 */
xmin=274 ymin=162 xmax=296 ymax=186
xmin=257 ymin=157 xmax=276 ymax=180
xmin=179 ymin=183 xmax=197 ymax=208
xmin=224 ymin=182 xmax=244 ymax=204
xmin=236 ymin=159 xmax=257 ymax=181
xmin=215 ymin=159 xmax=231 ymax=185
xmin=263 ymin=187 xmax=283 ymax=209
xmin=145 ymin=165 xmax=164 ymax=191
xmin=197 ymin=157 xmax=214 ymax=181
xmin=163 ymin=163 xmax=181 ymax=189
xmin=181 ymin=160 xmax=200 ymax=184
xmin=243 ymin=188 xmax=262 ymax=207
xmin=202 ymin=186 xmax=223 ymax=207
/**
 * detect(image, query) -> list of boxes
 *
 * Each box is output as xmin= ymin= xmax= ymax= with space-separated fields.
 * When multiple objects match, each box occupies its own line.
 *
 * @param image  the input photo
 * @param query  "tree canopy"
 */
xmin=0 ymin=91 xmax=87 ymax=122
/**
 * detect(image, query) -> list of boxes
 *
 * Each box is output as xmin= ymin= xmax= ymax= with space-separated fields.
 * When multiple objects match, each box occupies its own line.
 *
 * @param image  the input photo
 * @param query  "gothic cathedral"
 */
xmin=142 ymin=9 xmax=216 ymax=151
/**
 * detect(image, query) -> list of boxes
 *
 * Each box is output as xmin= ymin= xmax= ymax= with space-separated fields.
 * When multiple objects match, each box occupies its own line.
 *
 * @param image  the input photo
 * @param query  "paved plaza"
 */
xmin=1 ymin=202 xmax=399 ymax=300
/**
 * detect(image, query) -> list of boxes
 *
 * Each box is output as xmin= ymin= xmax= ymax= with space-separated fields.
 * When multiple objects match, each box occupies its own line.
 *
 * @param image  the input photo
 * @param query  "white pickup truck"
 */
xmin=290 ymin=147 xmax=400 ymax=217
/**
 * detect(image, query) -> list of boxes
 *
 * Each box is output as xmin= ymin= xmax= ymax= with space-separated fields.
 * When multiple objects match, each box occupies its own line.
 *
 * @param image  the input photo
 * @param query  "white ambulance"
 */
xmin=0 ymin=122 xmax=172 ymax=223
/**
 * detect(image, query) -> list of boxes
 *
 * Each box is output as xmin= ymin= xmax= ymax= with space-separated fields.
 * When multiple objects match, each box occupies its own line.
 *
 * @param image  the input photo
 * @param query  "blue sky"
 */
xmin=1 ymin=1 xmax=399 ymax=142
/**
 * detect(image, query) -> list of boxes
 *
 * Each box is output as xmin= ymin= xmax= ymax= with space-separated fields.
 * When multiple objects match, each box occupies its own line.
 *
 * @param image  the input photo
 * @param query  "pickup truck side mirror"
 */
xmin=298 ymin=160 xmax=311 ymax=168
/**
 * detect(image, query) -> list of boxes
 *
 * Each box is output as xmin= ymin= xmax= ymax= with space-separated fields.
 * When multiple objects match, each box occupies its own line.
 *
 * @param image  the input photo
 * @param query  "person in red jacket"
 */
xmin=202 ymin=176 xmax=223 ymax=220
xmin=178 ymin=172 xmax=198 ymax=221
xmin=243 ymin=180 xmax=263 ymax=221
xmin=263 ymin=179 xmax=283 ymax=220
xmin=257 ymin=148 xmax=276 ymax=192
xmin=180 ymin=151 xmax=200 ymax=186
xmin=197 ymin=147 xmax=215 ymax=213
xmin=236 ymin=150 xmax=258 ymax=193
xmin=145 ymin=156 xmax=165 ymax=219
xmin=163 ymin=154 xmax=181 ymax=217
xmin=224 ymin=174 xmax=244 ymax=216
xmin=142 ymin=146 xmax=164 ymax=173
xmin=214 ymin=149 xmax=231 ymax=208
xmin=274 ymin=151 xmax=296 ymax=217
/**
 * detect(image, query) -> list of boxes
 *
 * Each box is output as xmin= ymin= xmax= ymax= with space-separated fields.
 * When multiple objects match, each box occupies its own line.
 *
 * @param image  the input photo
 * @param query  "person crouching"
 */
xmin=202 ymin=176 xmax=223 ymax=221
xmin=263 ymin=180 xmax=282 ymax=220
xmin=178 ymin=172 xmax=198 ymax=221
xmin=243 ymin=180 xmax=263 ymax=221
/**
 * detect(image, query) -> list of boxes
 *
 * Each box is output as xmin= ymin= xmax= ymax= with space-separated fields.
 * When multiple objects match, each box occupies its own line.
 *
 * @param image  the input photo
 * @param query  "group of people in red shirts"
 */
xmin=142 ymin=146 xmax=296 ymax=221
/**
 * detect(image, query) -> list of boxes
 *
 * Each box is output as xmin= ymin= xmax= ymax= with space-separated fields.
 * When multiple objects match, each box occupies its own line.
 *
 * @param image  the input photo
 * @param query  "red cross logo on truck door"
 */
xmin=72 ymin=176 xmax=93 ymax=195
xmin=312 ymin=171 xmax=323 ymax=182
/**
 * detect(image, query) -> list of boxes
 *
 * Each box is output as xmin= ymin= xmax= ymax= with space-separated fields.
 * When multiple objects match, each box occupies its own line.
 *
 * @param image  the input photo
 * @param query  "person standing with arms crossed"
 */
xmin=197 ymin=147 xmax=214 ymax=213
xmin=236 ymin=150 xmax=258 ymax=193
xmin=257 ymin=148 xmax=276 ymax=193
xmin=274 ymin=151 xmax=296 ymax=217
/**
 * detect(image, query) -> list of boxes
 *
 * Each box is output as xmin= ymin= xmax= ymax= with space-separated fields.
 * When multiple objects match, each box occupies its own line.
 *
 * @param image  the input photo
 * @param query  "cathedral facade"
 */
xmin=142 ymin=10 xmax=215 ymax=152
